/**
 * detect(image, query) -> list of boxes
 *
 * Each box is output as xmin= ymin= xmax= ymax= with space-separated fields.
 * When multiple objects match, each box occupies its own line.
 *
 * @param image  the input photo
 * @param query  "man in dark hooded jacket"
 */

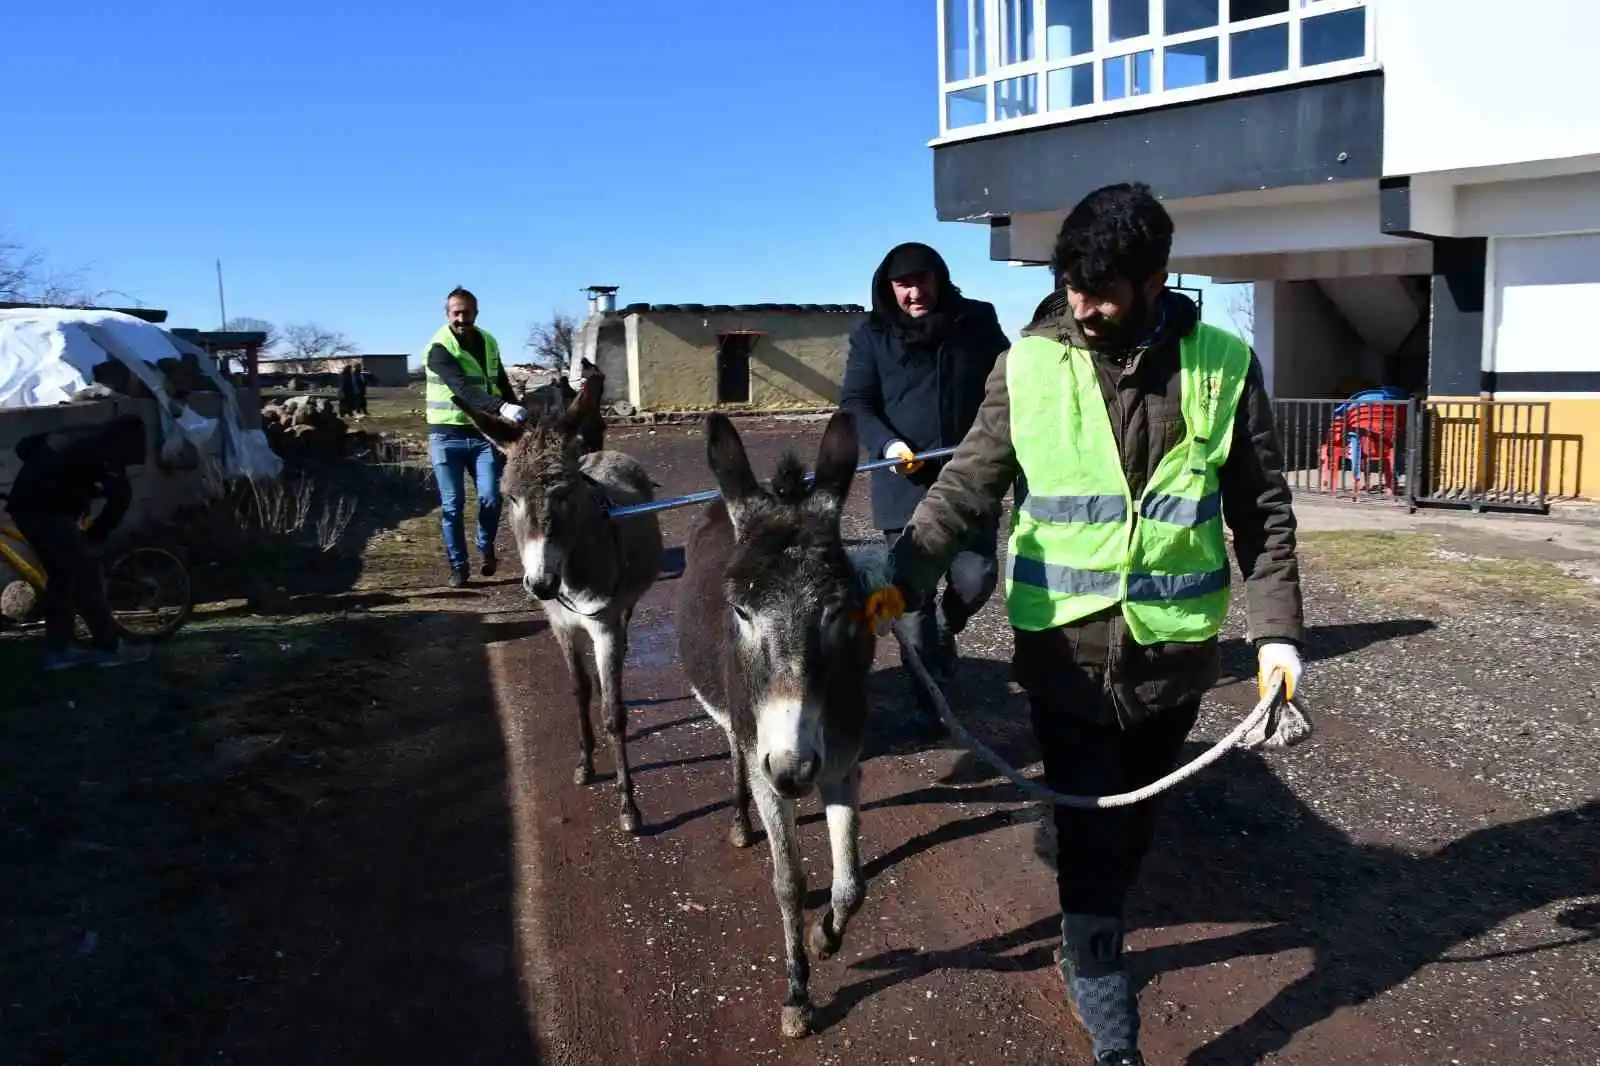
xmin=840 ymin=242 xmax=1011 ymax=725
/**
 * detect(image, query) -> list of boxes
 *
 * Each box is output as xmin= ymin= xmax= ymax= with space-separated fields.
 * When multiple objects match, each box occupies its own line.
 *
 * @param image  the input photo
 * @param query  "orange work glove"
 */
xmin=861 ymin=585 xmax=907 ymax=636
xmin=886 ymin=441 xmax=924 ymax=476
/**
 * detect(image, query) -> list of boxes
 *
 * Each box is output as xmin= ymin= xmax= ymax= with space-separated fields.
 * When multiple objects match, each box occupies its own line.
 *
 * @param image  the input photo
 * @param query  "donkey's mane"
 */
xmin=770 ymin=453 xmax=810 ymax=504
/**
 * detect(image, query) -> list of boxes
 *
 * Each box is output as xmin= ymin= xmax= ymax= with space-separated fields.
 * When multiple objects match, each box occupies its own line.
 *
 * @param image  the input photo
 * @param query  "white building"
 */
xmin=931 ymin=0 xmax=1600 ymax=500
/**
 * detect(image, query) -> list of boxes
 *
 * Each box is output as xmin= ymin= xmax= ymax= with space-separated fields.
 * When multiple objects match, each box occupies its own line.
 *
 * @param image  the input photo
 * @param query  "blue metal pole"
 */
xmin=606 ymin=445 xmax=959 ymax=519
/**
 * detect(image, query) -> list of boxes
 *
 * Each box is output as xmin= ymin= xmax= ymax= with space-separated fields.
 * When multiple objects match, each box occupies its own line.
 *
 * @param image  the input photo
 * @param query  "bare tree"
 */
xmin=225 ymin=316 xmax=280 ymax=356
xmin=1227 ymin=285 xmax=1255 ymax=341
xmin=0 ymin=231 xmax=105 ymax=306
xmin=525 ymin=310 xmax=577 ymax=370
xmin=281 ymin=322 xmax=359 ymax=360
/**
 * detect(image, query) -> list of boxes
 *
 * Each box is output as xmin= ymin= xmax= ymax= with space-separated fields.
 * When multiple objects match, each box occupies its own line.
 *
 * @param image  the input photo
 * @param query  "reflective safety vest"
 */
xmin=424 ymin=324 xmax=502 ymax=426
xmin=1003 ymin=324 xmax=1252 ymax=644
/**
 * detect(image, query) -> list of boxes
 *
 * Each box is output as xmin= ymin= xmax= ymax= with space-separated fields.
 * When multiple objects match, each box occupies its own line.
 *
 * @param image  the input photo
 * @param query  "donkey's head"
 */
xmin=454 ymin=390 xmax=604 ymax=601
xmin=706 ymin=411 xmax=876 ymax=799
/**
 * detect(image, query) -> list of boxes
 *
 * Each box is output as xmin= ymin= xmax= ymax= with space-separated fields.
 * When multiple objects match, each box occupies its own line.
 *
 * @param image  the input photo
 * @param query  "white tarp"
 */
xmin=0 ymin=308 xmax=281 ymax=481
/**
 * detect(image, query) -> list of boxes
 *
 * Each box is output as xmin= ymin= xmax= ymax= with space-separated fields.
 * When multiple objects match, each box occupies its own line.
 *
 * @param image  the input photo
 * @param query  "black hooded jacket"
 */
xmin=839 ymin=242 xmax=1011 ymax=529
xmin=8 ymin=415 xmax=146 ymax=541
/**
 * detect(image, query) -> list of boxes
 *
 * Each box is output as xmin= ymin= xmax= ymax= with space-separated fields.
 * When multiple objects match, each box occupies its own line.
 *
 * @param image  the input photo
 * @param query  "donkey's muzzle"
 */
xmin=763 ymin=750 xmax=821 ymax=798
xmin=528 ymin=576 xmax=559 ymax=601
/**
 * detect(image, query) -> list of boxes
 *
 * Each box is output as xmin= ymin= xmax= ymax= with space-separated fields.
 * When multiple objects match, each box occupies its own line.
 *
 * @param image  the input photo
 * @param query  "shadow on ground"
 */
xmin=0 ymin=610 xmax=545 ymax=1065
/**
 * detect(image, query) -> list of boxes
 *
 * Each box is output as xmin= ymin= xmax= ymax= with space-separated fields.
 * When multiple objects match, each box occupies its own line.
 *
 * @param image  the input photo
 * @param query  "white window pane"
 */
xmin=1046 ymin=0 xmax=1095 ymax=59
xmin=1302 ymin=7 xmax=1366 ymax=66
xmin=1104 ymin=49 xmax=1154 ymax=98
xmin=1231 ymin=22 xmax=1289 ymax=77
xmin=1000 ymin=0 xmax=1037 ymax=66
xmin=1164 ymin=0 xmax=1218 ymax=35
xmin=944 ymin=0 xmax=988 ymax=81
xmin=1231 ymin=0 xmax=1288 ymax=21
xmin=946 ymin=85 xmax=989 ymax=127
xmin=1109 ymin=0 xmax=1151 ymax=42
xmin=997 ymin=74 xmax=1040 ymax=119
xmin=1165 ymin=37 xmax=1218 ymax=89
xmin=1047 ymin=63 xmax=1096 ymax=109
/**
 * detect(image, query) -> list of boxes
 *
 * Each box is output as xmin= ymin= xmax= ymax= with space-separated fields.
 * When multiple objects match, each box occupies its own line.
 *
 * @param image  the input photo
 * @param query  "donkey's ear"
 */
xmin=453 ymin=397 xmax=525 ymax=452
xmin=810 ymin=409 xmax=859 ymax=511
xmin=706 ymin=413 xmax=762 ymax=527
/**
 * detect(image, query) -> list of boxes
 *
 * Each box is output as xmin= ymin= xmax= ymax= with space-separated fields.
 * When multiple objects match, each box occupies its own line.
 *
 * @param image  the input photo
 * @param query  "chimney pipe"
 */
xmin=582 ymin=285 xmax=619 ymax=316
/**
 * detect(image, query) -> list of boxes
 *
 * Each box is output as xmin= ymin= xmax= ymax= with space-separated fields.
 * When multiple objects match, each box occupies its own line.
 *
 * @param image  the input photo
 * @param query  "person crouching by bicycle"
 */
xmin=8 ymin=414 xmax=149 ymax=670
xmin=862 ymin=184 xmax=1306 ymax=1065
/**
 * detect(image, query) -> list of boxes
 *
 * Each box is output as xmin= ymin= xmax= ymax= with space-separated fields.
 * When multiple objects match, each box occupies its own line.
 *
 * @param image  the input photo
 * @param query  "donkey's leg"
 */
xmin=555 ymin=624 xmax=596 ymax=785
xmin=809 ymin=764 xmax=864 ymax=960
xmin=592 ymin=620 xmax=641 ymax=833
xmin=751 ymin=772 xmax=811 ymax=1038
xmin=724 ymin=724 xmax=754 ymax=849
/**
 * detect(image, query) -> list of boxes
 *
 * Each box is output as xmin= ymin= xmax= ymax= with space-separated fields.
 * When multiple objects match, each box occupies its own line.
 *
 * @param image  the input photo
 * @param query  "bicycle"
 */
xmin=0 ymin=493 xmax=194 ymax=643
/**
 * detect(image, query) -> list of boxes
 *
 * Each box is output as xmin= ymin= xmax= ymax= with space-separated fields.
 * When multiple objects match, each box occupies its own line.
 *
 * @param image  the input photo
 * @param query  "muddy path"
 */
xmin=16 ymin=420 xmax=1588 ymax=1065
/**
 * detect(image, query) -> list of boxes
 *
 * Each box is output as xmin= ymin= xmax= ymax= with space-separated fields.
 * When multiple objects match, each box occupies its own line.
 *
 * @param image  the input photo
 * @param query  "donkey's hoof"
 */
xmin=619 ymin=806 xmax=642 ymax=834
xmin=779 ymin=1003 xmax=812 ymax=1039
xmin=573 ymin=764 xmax=595 ymax=786
xmin=728 ymin=821 xmax=753 ymax=849
xmin=808 ymin=915 xmax=842 ymax=959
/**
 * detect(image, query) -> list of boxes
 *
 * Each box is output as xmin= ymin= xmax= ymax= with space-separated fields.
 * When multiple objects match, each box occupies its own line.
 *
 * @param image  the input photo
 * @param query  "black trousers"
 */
xmin=1029 ymin=683 xmax=1200 ymax=974
xmin=882 ymin=523 xmax=998 ymax=648
xmin=10 ymin=510 xmax=119 ymax=653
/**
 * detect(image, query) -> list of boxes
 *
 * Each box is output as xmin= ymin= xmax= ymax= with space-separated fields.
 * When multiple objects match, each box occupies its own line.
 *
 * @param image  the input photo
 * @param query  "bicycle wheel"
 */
xmin=103 ymin=546 xmax=193 ymax=642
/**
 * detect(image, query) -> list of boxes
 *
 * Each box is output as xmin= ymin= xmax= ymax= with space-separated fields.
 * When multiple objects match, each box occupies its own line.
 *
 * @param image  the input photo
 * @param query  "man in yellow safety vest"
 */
xmin=424 ymin=286 xmax=527 ymax=587
xmin=868 ymin=183 xmax=1307 ymax=1065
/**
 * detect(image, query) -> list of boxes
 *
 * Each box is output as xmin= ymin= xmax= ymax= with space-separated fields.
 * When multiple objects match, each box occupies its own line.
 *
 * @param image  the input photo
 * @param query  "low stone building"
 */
xmin=568 ymin=287 xmax=866 ymax=413
xmin=258 ymin=353 xmax=411 ymax=388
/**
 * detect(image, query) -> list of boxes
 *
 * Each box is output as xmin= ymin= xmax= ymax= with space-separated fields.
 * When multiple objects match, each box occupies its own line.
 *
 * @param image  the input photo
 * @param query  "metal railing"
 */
xmin=1273 ymin=397 xmax=1413 ymax=502
xmin=1406 ymin=400 xmax=1552 ymax=514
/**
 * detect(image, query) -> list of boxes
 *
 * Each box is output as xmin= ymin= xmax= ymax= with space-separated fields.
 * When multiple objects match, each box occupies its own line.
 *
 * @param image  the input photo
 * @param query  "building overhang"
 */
xmin=934 ymin=70 xmax=1383 ymax=226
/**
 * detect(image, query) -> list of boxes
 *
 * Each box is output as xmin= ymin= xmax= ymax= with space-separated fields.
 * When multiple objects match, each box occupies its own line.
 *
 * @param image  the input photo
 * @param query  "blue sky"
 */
xmin=1 ymin=0 xmax=1243 ymax=363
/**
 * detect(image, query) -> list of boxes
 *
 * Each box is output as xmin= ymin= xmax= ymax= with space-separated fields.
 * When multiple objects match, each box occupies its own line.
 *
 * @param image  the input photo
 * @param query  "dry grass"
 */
xmin=1298 ymin=530 xmax=1599 ymax=613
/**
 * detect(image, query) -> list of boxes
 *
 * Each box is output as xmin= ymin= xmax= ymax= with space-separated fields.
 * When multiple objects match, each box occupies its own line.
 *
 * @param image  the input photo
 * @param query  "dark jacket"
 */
xmin=840 ymin=243 xmax=1011 ymax=530
xmin=425 ymin=328 xmax=518 ymax=426
xmin=8 ymin=415 xmax=145 ymax=542
xmin=887 ymin=288 xmax=1305 ymax=728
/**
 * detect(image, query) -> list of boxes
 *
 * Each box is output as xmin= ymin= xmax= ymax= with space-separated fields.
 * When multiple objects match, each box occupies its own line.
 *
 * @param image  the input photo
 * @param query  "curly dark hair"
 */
xmin=1051 ymin=182 xmax=1174 ymax=295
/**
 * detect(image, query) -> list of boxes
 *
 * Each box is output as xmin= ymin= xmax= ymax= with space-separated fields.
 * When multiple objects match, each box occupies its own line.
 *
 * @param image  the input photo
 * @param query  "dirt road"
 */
xmin=13 ymin=418 xmax=1588 ymax=1065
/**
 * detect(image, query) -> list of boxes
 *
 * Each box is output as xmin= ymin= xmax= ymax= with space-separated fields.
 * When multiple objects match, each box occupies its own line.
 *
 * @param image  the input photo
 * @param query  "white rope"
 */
xmin=897 ymin=633 xmax=1288 ymax=809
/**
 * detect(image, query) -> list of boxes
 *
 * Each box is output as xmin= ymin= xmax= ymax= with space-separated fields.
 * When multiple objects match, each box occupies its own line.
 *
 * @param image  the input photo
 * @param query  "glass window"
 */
xmin=1047 ymin=63 xmax=1095 ymax=109
xmin=946 ymin=85 xmax=989 ymax=128
xmin=1165 ymin=37 xmax=1218 ymax=89
xmin=996 ymin=74 xmax=1040 ymax=119
xmin=1046 ymin=0 xmax=1095 ymax=59
xmin=1164 ymin=0 xmax=1218 ymax=35
xmin=944 ymin=0 xmax=988 ymax=81
xmin=1109 ymin=0 xmax=1151 ymax=42
xmin=1231 ymin=0 xmax=1288 ymax=21
xmin=1103 ymin=49 xmax=1154 ymax=99
xmin=1230 ymin=22 xmax=1289 ymax=77
xmin=999 ymin=0 xmax=1036 ymax=66
xmin=1302 ymin=7 xmax=1366 ymax=66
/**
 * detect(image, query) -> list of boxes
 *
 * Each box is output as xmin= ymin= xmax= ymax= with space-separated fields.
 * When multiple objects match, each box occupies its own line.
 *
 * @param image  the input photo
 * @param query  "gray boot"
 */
xmin=1057 ymin=913 xmax=1141 ymax=1061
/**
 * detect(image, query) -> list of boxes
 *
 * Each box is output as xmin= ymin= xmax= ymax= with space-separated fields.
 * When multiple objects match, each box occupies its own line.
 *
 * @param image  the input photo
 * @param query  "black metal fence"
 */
xmin=1272 ymin=396 xmax=1553 ymax=513
xmin=1406 ymin=399 xmax=1552 ymax=513
xmin=1273 ymin=397 xmax=1413 ymax=501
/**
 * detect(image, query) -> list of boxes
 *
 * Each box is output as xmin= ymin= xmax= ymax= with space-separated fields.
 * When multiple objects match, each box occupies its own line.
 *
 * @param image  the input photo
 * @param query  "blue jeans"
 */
xmin=428 ymin=428 xmax=504 ymax=573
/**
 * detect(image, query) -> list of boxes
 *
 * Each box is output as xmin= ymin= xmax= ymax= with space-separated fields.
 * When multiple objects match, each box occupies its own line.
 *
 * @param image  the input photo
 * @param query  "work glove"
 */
xmin=850 ymin=548 xmax=908 ymax=636
xmin=884 ymin=440 xmax=924 ymax=476
xmin=1242 ymin=640 xmax=1313 ymax=751
xmin=500 ymin=403 xmax=529 ymax=424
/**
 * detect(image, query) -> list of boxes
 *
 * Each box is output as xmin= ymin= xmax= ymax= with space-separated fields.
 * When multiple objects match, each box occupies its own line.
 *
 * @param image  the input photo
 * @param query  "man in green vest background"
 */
xmin=424 ymin=286 xmax=527 ymax=588
xmin=867 ymin=183 xmax=1306 ymax=1066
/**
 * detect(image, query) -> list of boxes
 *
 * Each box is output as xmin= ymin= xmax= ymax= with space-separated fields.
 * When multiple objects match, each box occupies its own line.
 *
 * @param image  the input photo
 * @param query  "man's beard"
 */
xmin=1076 ymin=292 xmax=1153 ymax=354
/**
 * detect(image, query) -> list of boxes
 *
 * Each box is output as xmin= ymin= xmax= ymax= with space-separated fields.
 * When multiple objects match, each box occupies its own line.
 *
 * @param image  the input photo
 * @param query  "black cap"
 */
xmin=884 ymin=244 xmax=942 ymax=281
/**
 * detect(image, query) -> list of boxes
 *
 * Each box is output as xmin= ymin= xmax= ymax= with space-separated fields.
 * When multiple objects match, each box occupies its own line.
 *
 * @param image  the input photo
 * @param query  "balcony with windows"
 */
xmin=937 ymin=0 xmax=1377 ymax=141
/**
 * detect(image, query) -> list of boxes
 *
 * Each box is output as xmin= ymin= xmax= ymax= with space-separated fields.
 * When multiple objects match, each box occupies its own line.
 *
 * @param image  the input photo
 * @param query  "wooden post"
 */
xmin=1474 ymin=391 xmax=1495 ymax=495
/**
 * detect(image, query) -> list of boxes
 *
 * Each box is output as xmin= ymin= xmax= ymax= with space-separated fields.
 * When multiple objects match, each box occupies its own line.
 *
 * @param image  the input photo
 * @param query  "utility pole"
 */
xmin=216 ymin=259 xmax=228 ymax=329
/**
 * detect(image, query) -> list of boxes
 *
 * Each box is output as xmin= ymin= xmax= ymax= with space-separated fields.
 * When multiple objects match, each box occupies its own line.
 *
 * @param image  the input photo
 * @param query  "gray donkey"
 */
xmin=677 ymin=410 xmax=880 ymax=1039
xmin=455 ymin=394 xmax=663 ymax=833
